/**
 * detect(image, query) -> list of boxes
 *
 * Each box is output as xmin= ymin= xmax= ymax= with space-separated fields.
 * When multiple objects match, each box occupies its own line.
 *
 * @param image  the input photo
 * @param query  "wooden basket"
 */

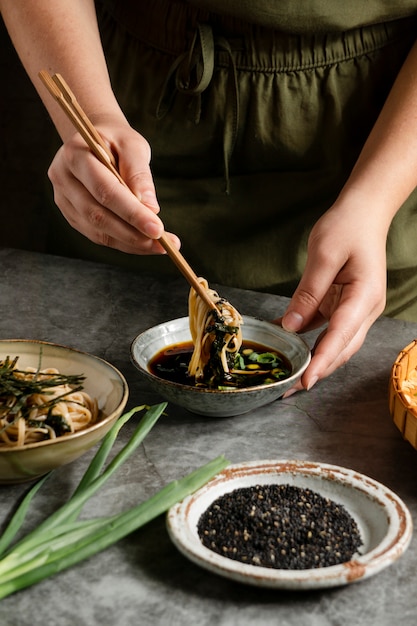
xmin=389 ymin=339 xmax=417 ymax=450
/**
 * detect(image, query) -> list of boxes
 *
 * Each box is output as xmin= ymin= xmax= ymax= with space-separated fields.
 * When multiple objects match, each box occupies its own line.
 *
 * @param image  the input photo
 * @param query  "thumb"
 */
xmin=280 ymin=268 xmax=337 ymax=333
xmin=281 ymin=291 xmax=323 ymax=334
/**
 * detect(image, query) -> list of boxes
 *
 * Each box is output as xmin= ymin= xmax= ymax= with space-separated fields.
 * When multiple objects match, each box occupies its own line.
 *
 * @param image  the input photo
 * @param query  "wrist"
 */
xmin=333 ymin=183 xmax=401 ymax=235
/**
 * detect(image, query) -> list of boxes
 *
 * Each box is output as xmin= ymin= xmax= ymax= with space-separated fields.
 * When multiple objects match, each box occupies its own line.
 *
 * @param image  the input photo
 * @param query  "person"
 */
xmin=2 ymin=0 xmax=417 ymax=394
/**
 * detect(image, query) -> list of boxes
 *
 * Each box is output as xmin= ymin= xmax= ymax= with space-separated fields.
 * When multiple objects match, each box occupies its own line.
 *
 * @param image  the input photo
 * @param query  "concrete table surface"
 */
xmin=0 ymin=247 xmax=416 ymax=626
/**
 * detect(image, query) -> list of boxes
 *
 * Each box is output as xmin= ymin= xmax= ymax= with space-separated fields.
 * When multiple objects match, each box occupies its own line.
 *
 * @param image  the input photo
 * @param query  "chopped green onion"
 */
xmin=256 ymin=352 xmax=279 ymax=364
xmin=234 ymin=354 xmax=245 ymax=370
xmin=0 ymin=403 xmax=229 ymax=599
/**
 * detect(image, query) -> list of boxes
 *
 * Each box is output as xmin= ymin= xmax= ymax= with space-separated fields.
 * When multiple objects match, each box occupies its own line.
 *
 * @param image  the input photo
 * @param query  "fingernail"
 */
xmin=144 ymin=221 xmax=162 ymax=239
xmin=282 ymin=387 xmax=297 ymax=398
xmin=306 ymin=375 xmax=318 ymax=391
xmin=282 ymin=311 xmax=304 ymax=332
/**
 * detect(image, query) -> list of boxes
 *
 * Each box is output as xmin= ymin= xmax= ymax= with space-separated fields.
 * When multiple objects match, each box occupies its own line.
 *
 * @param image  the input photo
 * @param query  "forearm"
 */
xmin=339 ymin=38 xmax=417 ymax=230
xmin=0 ymin=0 xmax=125 ymax=139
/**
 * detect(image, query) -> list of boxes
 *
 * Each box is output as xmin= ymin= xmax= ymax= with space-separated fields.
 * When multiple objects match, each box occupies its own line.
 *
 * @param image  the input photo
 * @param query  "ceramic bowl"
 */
xmin=130 ymin=316 xmax=311 ymax=417
xmin=0 ymin=339 xmax=129 ymax=483
xmin=389 ymin=339 xmax=417 ymax=450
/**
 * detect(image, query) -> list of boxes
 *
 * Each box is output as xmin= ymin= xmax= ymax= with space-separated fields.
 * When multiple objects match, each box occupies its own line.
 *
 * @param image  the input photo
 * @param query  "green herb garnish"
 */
xmin=0 ymin=355 xmax=87 ymax=440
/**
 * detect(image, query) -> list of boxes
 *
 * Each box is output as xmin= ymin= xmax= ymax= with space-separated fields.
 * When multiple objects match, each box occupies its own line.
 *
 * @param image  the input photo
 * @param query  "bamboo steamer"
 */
xmin=389 ymin=339 xmax=417 ymax=450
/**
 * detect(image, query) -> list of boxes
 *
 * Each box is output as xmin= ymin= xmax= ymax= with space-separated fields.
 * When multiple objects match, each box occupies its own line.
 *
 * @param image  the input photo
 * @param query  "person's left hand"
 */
xmin=274 ymin=198 xmax=388 ymax=395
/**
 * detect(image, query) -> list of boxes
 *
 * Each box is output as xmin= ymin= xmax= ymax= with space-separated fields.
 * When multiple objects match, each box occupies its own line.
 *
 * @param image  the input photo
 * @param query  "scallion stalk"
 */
xmin=0 ymin=473 xmax=50 ymax=558
xmin=0 ymin=403 xmax=229 ymax=599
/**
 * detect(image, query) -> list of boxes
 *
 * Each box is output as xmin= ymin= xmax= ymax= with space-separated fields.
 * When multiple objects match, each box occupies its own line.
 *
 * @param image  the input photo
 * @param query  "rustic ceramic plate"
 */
xmin=167 ymin=460 xmax=412 ymax=590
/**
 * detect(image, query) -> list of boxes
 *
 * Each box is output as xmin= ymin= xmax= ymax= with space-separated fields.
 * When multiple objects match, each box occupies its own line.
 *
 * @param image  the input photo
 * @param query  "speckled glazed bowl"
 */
xmin=389 ymin=339 xmax=417 ymax=450
xmin=0 ymin=339 xmax=129 ymax=483
xmin=130 ymin=316 xmax=311 ymax=417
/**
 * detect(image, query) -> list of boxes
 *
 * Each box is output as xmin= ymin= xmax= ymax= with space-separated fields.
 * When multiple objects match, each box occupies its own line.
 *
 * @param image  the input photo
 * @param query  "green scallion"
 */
xmin=0 ymin=402 xmax=229 ymax=599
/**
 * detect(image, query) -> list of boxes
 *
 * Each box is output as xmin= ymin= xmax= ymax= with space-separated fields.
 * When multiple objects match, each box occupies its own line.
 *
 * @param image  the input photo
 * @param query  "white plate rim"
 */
xmin=166 ymin=460 xmax=413 ymax=590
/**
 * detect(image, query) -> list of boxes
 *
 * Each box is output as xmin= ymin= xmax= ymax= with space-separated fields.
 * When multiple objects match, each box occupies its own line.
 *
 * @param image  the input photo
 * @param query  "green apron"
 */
xmin=45 ymin=0 xmax=417 ymax=320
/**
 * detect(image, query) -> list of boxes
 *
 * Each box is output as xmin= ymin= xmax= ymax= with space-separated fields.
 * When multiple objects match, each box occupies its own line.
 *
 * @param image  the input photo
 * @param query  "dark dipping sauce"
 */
xmin=148 ymin=341 xmax=292 ymax=389
xmin=197 ymin=484 xmax=363 ymax=570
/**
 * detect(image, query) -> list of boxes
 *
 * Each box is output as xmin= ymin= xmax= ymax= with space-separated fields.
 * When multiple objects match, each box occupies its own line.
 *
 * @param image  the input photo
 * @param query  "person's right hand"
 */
xmin=48 ymin=118 xmax=180 ymax=255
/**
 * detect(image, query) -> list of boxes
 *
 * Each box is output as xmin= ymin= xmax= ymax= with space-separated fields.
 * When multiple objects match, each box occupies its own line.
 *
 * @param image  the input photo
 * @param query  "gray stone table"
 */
xmin=0 ymin=247 xmax=416 ymax=626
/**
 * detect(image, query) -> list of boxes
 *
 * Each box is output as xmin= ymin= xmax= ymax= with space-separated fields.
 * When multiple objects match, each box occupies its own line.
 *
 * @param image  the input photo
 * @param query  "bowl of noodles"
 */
xmin=0 ymin=339 xmax=129 ymax=483
xmin=389 ymin=339 xmax=417 ymax=451
xmin=131 ymin=315 xmax=311 ymax=418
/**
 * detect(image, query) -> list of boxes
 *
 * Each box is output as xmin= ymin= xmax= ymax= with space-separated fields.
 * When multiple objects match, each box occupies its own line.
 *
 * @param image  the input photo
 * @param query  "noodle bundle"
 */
xmin=188 ymin=278 xmax=243 ymax=384
xmin=150 ymin=280 xmax=291 ymax=390
xmin=0 ymin=357 xmax=98 ymax=447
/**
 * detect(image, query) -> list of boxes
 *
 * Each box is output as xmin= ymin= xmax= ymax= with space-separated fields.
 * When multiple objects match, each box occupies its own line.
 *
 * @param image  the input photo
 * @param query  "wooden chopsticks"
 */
xmin=38 ymin=69 xmax=219 ymax=313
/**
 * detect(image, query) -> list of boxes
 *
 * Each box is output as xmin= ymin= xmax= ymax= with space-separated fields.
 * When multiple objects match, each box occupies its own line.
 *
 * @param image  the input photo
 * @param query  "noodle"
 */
xmin=149 ymin=281 xmax=291 ymax=389
xmin=0 ymin=360 xmax=98 ymax=447
xmin=188 ymin=278 xmax=243 ymax=384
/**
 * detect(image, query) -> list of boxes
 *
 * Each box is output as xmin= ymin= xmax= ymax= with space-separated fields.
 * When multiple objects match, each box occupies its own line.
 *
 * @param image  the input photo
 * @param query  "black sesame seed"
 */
xmin=197 ymin=484 xmax=363 ymax=570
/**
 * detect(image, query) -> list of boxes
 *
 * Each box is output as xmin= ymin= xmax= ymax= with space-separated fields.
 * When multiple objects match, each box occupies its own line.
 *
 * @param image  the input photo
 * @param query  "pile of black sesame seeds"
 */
xmin=197 ymin=484 xmax=363 ymax=570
